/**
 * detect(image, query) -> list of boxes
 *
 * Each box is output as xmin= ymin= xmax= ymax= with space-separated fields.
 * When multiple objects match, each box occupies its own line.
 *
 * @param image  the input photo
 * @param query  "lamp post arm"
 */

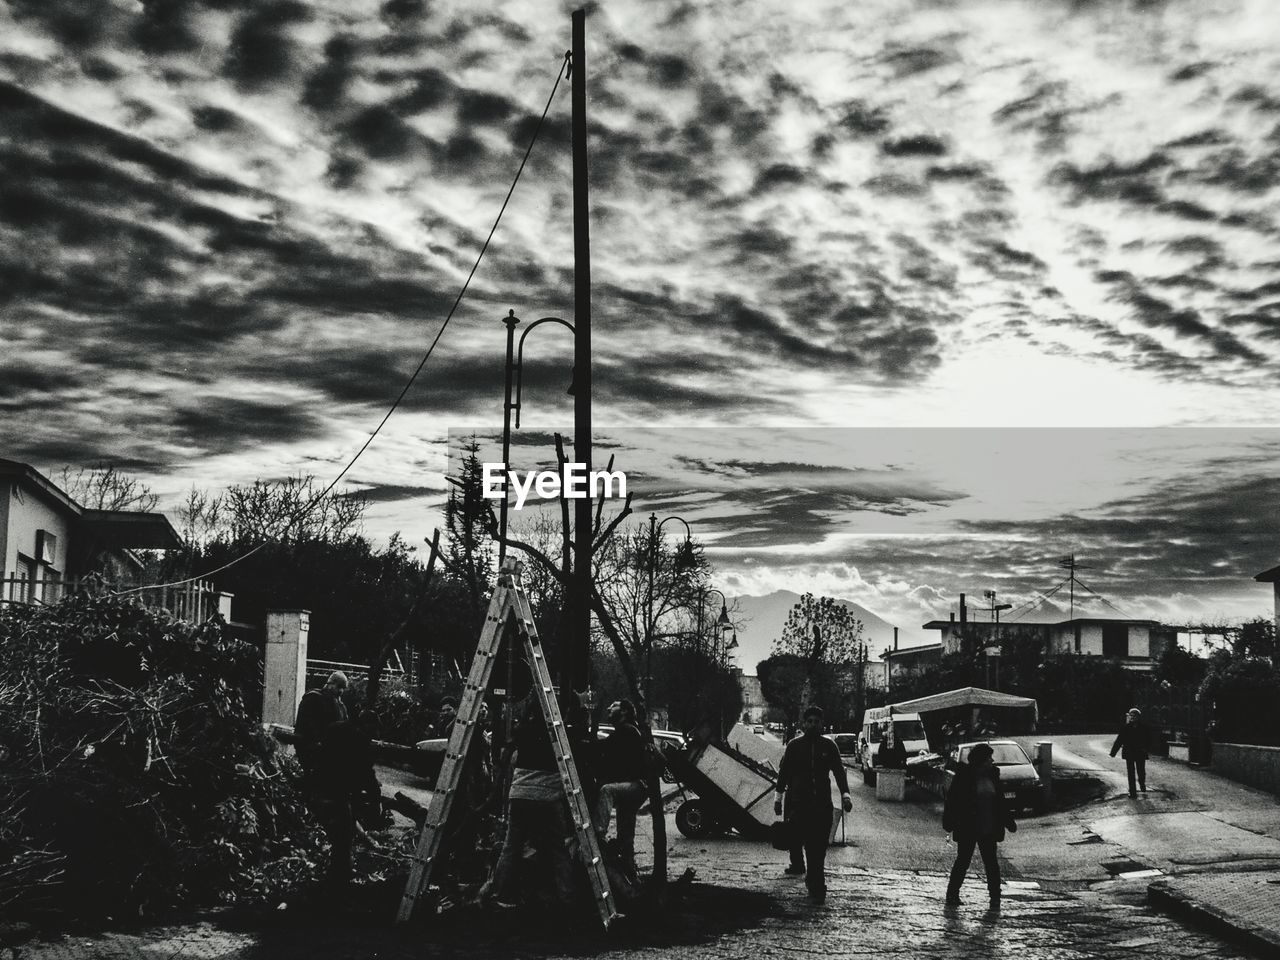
xmin=514 ymin=317 xmax=575 ymax=429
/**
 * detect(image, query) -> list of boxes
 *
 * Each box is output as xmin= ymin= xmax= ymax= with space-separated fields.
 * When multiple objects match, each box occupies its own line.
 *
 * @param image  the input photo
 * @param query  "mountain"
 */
xmin=728 ymin=590 xmax=932 ymax=677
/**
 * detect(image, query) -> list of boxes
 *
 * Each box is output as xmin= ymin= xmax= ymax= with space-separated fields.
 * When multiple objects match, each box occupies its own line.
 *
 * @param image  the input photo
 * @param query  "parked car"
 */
xmin=752 ymin=724 xmax=765 ymax=735
xmin=946 ymin=740 xmax=1046 ymax=814
xmin=830 ymin=732 xmax=860 ymax=769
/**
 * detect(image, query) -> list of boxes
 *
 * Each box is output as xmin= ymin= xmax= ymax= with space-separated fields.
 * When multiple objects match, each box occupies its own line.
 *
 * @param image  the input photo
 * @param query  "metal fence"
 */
xmin=0 ymin=574 xmax=226 ymax=622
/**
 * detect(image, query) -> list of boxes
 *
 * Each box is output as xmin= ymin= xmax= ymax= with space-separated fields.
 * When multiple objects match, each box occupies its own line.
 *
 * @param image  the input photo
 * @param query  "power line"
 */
xmin=115 ymin=53 xmax=572 ymax=598
xmin=1005 ymin=580 xmax=1067 ymax=622
xmin=1072 ymin=574 xmax=1133 ymax=619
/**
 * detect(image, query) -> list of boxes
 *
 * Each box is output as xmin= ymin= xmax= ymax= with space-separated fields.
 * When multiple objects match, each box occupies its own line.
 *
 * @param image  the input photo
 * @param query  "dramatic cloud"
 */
xmin=1 ymin=0 xmax=1278 ymax=626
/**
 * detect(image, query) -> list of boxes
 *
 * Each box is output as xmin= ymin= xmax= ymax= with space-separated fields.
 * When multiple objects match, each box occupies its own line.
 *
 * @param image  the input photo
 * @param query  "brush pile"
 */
xmin=0 ymin=592 xmax=326 ymax=922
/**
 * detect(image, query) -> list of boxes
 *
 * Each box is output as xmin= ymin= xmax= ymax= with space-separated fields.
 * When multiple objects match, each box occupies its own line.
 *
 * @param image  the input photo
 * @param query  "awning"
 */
xmin=890 ymin=686 xmax=1036 ymax=714
xmin=80 ymin=510 xmax=182 ymax=550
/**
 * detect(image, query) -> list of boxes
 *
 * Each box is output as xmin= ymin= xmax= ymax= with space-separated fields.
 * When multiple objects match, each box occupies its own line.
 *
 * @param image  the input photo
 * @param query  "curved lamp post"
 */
xmin=499 ymin=310 xmax=575 ymax=563
xmin=645 ymin=513 xmax=693 ymax=705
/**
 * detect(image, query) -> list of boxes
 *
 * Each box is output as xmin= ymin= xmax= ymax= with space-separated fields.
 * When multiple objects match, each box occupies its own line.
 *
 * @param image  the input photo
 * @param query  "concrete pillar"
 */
xmin=263 ymin=609 xmax=310 ymax=728
xmin=1036 ymin=741 xmax=1053 ymax=801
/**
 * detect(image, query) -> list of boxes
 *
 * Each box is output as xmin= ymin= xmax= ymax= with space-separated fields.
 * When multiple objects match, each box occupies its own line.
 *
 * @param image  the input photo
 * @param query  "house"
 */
xmin=880 ymin=643 xmax=942 ymax=684
xmin=737 ymin=670 xmax=767 ymax=723
xmin=1255 ymin=562 xmax=1280 ymax=633
xmin=0 ymin=458 xmax=191 ymax=607
xmin=922 ymin=614 xmax=1176 ymax=672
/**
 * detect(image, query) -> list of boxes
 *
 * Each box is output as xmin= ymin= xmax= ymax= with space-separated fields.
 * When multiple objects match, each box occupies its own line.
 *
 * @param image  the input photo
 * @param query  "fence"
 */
xmin=0 ymin=574 xmax=229 ymax=623
xmin=305 ymin=656 xmax=405 ymax=685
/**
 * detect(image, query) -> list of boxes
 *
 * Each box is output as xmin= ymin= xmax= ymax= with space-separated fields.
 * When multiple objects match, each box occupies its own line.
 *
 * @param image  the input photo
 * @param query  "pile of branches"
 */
xmin=0 ymin=592 xmax=326 ymax=921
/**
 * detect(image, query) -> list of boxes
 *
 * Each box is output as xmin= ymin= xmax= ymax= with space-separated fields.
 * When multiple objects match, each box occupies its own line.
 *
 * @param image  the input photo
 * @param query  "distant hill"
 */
xmin=728 ymin=590 xmax=933 ymax=676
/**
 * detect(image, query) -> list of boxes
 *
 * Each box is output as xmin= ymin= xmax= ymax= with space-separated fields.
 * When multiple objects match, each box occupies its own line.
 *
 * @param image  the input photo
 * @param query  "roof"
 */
xmin=81 ymin=510 xmax=182 ymax=550
xmin=889 ymin=686 xmax=1037 ymax=714
xmin=0 ymin=459 xmax=181 ymax=550
xmin=0 ymin=458 xmax=81 ymax=515
xmin=881 ymin=643 xmax=942 ymax=661
xmin=923 ymin=617 xmax=1162 ymax=630
xmin=1256 ymin=564 xmax=1280 ymax=583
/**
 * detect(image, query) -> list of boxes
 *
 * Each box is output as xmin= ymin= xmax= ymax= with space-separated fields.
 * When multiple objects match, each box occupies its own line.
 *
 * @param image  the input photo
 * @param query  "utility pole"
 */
xmin=569 ymin=8 xmax=592 ymax=697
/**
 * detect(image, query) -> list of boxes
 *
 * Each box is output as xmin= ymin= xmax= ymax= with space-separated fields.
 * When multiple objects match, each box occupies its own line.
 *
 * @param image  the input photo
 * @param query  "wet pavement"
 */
xmin=7 ymin=730 xmax=1280 ymax=959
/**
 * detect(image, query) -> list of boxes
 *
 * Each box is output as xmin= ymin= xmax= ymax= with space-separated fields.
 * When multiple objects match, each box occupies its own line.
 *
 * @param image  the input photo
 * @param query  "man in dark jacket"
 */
xmin=593 ymin=699 xmax=646 ymax=864
xmin=294 ymin=671 xmax=349 ymax=778
xmin=309 ymin=714 xmax=381 ymax=889
xmin=943 ymin=742 xmax=1016 ymax=909
xmin=773 ymin=705 xmax=852 ymax=903
xmin=1110 ymin=708 xmax=1150 ymax=798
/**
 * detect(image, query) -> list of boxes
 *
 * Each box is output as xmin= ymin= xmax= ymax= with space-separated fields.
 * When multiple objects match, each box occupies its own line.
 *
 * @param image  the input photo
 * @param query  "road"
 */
xmin=15 ymin=728 xmax=1277 ymax=960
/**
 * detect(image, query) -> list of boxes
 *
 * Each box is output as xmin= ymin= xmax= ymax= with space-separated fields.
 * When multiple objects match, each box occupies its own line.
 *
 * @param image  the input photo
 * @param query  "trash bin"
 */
xmin=875 ymin=768 xmax=907 ymax=801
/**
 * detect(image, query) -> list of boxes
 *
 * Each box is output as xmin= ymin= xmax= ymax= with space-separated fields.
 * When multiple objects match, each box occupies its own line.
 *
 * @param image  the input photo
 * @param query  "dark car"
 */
xmin=947 ymin=740 xmax=1046 ymax=814
xmin=831 ymin=732 xmax=861 ymax=769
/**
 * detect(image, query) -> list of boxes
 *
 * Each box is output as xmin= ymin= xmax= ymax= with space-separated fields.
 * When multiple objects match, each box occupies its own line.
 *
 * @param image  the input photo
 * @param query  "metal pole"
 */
xmin=646 ymin=513 xmax=656 ymax=701
xmin=570 ymin=7 xmax=592 ymax=698
xmin=499 ymin=310 xmax=520 ymax=565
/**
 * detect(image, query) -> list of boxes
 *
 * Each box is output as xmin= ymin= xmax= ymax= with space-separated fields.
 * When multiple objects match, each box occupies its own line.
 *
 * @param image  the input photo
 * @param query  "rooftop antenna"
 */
xmin=1056 ymin=554 xmax=1092 ymax=619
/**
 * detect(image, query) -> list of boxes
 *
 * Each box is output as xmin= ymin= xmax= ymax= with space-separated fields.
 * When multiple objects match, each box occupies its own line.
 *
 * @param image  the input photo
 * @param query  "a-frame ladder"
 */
xmin=396 ymin=560 xmax=619 ymax=929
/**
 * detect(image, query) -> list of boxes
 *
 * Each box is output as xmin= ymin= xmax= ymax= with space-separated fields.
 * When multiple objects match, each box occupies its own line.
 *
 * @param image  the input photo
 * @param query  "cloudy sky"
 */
xmin=2 ymin=0 xmax=1278 ymax=640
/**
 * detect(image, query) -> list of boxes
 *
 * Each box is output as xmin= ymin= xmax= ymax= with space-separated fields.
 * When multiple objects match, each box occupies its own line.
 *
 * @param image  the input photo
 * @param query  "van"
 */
xmin=856 ymin=707 xmax=930 ymax=782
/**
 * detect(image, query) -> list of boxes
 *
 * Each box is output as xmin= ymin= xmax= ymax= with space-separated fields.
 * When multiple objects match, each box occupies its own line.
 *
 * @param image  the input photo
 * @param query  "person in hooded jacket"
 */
xmin=942 ymin=742 xmax=1016 ymax=909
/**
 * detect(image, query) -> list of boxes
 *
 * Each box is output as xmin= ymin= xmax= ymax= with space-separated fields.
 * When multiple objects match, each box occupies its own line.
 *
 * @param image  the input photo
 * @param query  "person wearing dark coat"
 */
xmin=876 ymin=731 xmax=909 ymax=770
xmin=942 ymin=743 xmax=1016 ymax=909
xmin=1110 ymin=708 xmax=1150 ymax=798
xmin=294 ymin=671 xmax=349 ymax=778
xmin=773 ymin=705 xmax=853 ymax=903
xmin=308 ymin=716 xmax=381 ymax=889
xmin=593 ymin=699 xmax=646 ymax=864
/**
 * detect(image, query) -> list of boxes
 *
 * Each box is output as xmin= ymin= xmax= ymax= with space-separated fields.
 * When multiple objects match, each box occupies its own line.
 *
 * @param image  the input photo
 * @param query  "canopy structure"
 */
xmin=891 ymin=686 xmax=1036 ymax=715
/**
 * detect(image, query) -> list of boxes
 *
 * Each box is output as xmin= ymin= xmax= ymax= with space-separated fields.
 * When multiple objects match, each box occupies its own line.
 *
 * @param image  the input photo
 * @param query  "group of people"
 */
xmin=480 ymin=694 xmax=649 ymax=908
xmin=296 ymin=670 xmax=1154 ymax=914
xmin=775 ymin=704 xmax=1153 ymax=912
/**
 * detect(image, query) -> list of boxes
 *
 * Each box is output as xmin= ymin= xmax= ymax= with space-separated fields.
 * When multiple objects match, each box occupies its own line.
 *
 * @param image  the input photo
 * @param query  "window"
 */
xmin=1102 ymin=623 xmax=1129 ymax=658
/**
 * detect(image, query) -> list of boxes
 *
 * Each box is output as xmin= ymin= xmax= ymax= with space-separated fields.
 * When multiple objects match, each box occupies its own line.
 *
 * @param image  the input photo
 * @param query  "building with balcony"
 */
xmin=922 ymin=614 xmax=1176 ymax=671
xmin=0 ymin=458 xmax=222 ymax=619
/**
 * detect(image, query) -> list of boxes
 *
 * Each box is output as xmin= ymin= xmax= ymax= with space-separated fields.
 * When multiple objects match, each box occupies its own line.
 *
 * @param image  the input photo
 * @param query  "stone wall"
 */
xmin=1212 ymin=742 xmax=1280 ymax=795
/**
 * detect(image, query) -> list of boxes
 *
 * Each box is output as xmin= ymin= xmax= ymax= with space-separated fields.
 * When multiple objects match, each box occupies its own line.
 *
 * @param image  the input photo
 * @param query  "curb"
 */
xmin=1148 ymin=880 xmax=1280 ymax=960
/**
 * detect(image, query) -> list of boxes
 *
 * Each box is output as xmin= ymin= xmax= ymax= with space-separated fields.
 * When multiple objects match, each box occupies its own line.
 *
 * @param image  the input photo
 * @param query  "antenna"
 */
xmin=1056 ymin=554 xmax=1093 ymax=620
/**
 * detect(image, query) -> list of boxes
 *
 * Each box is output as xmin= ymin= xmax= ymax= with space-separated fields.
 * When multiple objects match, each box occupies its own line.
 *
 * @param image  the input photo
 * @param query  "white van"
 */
xmin=856 ymin=707 xmax=930 ymax=781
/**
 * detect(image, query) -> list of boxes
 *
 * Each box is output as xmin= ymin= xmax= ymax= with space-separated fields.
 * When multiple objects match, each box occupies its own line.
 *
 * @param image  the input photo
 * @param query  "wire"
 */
xmin=1005 ymin=579 xmax=1066 ymax=622
xmin=1072 ymin=575 xmax=1133 ymax=618
xmin=114 ymin=52 xmax=572 ymax=598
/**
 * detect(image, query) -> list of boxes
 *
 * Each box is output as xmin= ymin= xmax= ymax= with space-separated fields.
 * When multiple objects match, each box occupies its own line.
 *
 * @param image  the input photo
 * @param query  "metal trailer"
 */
xmin=663 ymin=739 xmax=778 ymax=840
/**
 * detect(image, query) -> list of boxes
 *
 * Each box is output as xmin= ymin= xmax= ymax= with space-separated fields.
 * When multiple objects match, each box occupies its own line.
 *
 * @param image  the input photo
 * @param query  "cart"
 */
xmin=662 ymin=739 xmax=777 ymax=840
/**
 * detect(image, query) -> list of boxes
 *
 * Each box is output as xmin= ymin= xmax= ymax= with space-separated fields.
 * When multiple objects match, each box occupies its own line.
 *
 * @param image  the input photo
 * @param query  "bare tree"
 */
xmin=220 ymin=476 xmax=365 ymax=544
xmin=59 ymin=464 xmax=159 ymax=512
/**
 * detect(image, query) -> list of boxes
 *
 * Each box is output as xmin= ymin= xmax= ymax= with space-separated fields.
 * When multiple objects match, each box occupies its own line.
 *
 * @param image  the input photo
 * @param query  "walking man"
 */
xmin=774 ymin=705 xmax=853 ymax=903
xmin=1110 ymin=707 xmax=1150 ymax=798
xmin=943 ymin=742 xmax=1016 ymax=910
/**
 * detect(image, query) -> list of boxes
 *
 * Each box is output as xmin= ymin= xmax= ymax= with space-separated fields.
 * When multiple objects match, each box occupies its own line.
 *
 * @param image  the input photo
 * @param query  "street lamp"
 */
xmin=717 ymin=622 xmax=739 ymax=735
xmin=645 ymin=513 xmax=693 ymax=711
xmin=982 ymin=590 xmax=1013 ymax=690
xmin=499 ymin=309 xmax=575 ymax=564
